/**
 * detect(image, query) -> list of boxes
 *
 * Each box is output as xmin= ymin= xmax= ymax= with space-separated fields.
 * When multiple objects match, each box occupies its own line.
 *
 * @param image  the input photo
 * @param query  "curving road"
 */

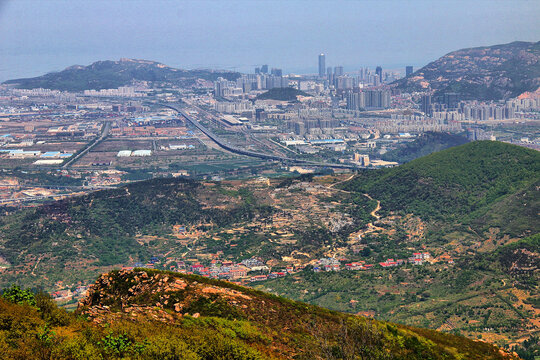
xmin=161 ymin=103 xmax=358 ymax=170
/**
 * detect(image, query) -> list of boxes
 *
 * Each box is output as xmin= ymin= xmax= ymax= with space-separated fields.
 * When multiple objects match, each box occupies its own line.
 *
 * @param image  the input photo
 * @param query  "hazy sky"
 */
xmin=0 ymin=0 xmax=539 ymax=81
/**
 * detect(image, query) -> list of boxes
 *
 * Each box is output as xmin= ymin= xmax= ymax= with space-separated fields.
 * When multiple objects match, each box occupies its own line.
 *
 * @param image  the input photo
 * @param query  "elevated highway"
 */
xmin=161 ymin=103 xmax=358 ymax=170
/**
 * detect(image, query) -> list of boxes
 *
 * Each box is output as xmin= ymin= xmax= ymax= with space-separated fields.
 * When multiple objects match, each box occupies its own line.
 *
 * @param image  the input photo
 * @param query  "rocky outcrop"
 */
xmin=78 ymin=270 xmax=253 ymax=324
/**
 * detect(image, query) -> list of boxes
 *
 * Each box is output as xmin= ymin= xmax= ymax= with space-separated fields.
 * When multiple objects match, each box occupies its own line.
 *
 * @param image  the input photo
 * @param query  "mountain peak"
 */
xmin=393 ymin=40 xmax=540 ymax=100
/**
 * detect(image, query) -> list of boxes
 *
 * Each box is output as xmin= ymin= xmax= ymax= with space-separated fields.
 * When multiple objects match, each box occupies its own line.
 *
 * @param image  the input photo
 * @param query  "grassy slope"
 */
xmin=261 ymin=143 xmax=539 ymax=346
xmin=0 ymin=269 xmax=516 ymax=359
xmin=259 ymin=234 xmax=539 ymax=348
xmin=38 ymin=269 xmax=518 ymax=359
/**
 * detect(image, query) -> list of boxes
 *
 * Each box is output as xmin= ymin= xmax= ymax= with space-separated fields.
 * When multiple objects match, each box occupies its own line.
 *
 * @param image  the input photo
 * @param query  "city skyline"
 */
xmin=0 ymin=0 xmax=539 ymax=81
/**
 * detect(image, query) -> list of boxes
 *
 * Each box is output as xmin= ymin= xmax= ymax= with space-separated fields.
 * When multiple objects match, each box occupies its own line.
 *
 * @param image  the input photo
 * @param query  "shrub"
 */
xmin=1 ymin=285 xmax=36 ymax=306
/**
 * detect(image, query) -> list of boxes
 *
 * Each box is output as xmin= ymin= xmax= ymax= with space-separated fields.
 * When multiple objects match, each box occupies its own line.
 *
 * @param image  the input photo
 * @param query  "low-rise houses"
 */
xmin=408 ymin=252 xmax=431 ymax=265
xmin=250 ymin=275 xmax=268 ymax=282
xmin=345 ymin=262 xmax=365 ymax=270
xmin=379 ymin=259 xmax=405 ymax=267
xmin=314 ymin=252 xmax=433 ymax=273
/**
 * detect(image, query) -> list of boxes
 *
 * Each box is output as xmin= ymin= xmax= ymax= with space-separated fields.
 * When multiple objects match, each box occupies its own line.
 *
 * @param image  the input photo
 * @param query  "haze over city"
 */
xmin=0 ymin=1 xmax=539 ymax=359
xmin=1 ymin=0 xmax=539 ymax=81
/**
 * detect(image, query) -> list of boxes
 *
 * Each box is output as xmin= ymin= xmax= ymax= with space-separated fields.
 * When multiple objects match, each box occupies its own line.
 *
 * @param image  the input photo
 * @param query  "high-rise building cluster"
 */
xmin=317 ymin=54 xmax=401 ymax=88
xmin=214 ymin=100 xmax=253 ymax=114
xmin=214 ymin=73 xmax=290 ymax=97
xmin=460 ymin=104 xmax=515 ymax=121
xmin=420 ymin=93 xmax=461 ymax=115
xmin=83 ymin=86 xmax=144 ymax=97
xmin=287 ymin=117 xmax=340 ymax=135
xmin=385 ymin=114 xmax=463 ymax=133
xmin=420 ymin=94 xmax=522 ymax=121
xmin=346 ymin=90 xmax=391 ymax=110
xmin=506 ymin=97 xmax=540 ymax=111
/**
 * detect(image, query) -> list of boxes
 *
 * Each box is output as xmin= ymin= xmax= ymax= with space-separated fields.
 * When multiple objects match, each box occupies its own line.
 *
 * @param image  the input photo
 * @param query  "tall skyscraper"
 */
xmin=444 ymin=93 xmax=459 ymax=109
xmin=334 ymin=66 xmax=344 ymax=76
xmin=375 ymin=66 xmax=383 ymax=83
xmin=261 ymin=65 xmax=269 ymax=74
xmin=318 ymin=54 xmax=326 ymax=77
xmin=327 ymin=67 xmax=333 ymax=83
xmin=406 ymin=66 xmax=413 ymax=77
xmin=421 ymin=95 xmax=432 ymax=115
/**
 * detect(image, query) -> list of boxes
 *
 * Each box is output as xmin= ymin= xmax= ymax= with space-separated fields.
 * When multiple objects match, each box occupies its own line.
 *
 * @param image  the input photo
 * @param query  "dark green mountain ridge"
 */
xmin=255 ymin=87 xmax=311 ymax=101
xmin=381 ymin=132 xmax=470 ymax=163
xmin=342 ymin=141 xmax=540 ymax=236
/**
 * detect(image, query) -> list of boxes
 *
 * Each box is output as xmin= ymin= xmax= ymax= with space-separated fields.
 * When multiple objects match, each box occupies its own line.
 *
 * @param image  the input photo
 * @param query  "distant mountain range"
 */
xmin=4 ymin=41 xmax=540 ymax=100
xmin=393 ymin=41 xmax=540 ymax=100
xmin=2 ymin=58 xmax=240 ymax=91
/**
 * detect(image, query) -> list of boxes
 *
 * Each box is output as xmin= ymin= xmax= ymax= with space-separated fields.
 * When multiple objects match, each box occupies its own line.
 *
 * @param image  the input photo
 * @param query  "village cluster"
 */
xmin=115 ymin=250 xmax=451 ymax=287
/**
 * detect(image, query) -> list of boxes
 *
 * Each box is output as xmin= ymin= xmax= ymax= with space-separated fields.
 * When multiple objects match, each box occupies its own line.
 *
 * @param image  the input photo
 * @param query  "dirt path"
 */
xmin=31 ymin=255 xmax=43 ymax=276
xmin=363 ymin=193 xmax=381 ymax=220
xmin=323 ymin=176 xmax=383 ymax=232
xmin=370 ymin=198 xmax=381 ymax=220
xmin=328 ymin=173 xmax=356 ymax=188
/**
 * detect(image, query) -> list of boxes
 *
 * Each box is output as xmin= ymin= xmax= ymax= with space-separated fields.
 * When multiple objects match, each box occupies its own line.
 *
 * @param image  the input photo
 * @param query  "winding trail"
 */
xmin=322 ymin=174 xmax=383 ymax=231
xmin=31 ymin=256 xmax=43 ymax=276
xmin=328 ymin=173 xmax=356 ymax=188
xmin=363 ymin=193 xmax=381 ymax=220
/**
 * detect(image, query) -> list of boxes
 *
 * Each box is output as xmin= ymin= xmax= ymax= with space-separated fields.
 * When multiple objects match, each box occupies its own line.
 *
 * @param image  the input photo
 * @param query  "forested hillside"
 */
xmin=343 ymin=141 xmax=540 ymax=235
xmin=0 ymin=178 xmax=273 ymax=287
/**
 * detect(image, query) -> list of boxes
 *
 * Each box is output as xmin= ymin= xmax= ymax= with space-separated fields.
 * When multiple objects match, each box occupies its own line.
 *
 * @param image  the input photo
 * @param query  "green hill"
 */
xmin=343 ymin=141 xmax=540 ymax=234
xmin=0 ymin=177 xmax=273 ymax=288
xmin=256 ymin=87 xmax=310 ymax=101
xmin=3 ymin=58 xmax=240 ymax=91
xmin=381 ymin=132 xmax=470 ymax=163
xmin=0 ymin=269 xmax=518 ymax=359
xmin=392 ymin=41 xmax=540 ymax=100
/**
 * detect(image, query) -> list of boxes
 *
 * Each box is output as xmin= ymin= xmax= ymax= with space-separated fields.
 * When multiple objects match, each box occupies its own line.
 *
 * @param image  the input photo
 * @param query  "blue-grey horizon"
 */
xmin=0 ymin=0 xmax=539 ymax=82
